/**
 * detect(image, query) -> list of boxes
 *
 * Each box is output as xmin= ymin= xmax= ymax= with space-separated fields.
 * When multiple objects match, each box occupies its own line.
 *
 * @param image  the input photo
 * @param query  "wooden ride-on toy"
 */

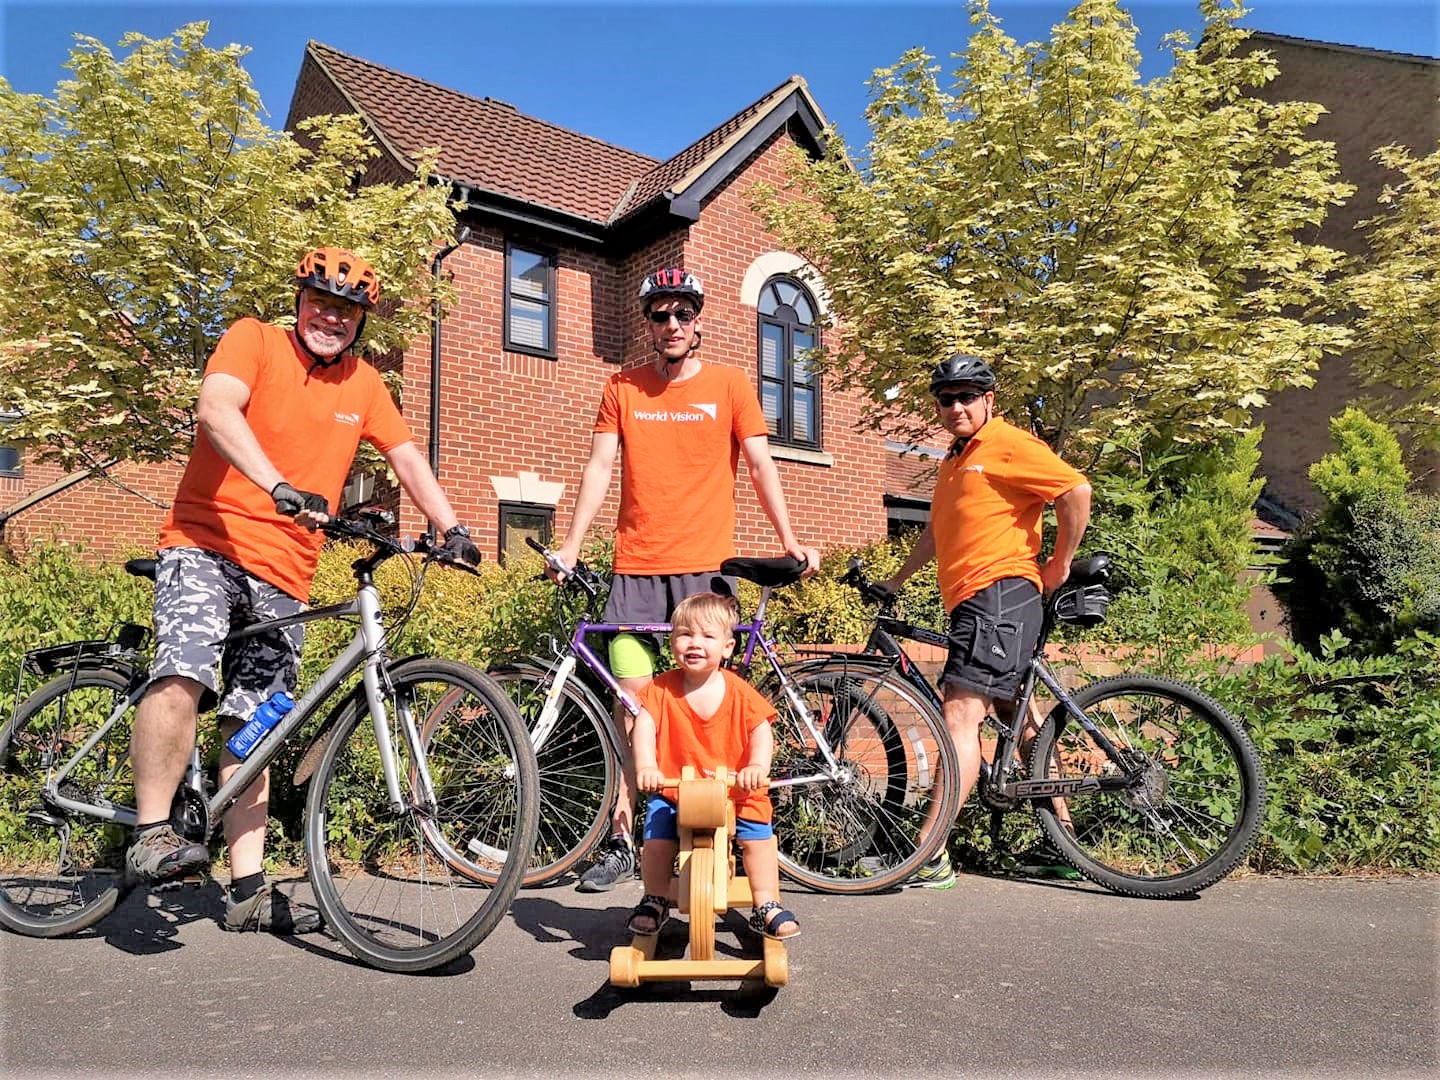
xmin=609 ymin=766 xmax=788 ymax=989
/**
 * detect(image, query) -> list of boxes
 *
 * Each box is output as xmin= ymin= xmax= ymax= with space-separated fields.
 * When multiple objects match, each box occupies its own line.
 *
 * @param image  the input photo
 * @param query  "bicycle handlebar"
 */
xmin=319 ymin=510 xmax=481 ymax=576
xmin=526 ymin=536 xmax=605 ymax=597
xmin=839 ymin=558 xmax=898 ymax=612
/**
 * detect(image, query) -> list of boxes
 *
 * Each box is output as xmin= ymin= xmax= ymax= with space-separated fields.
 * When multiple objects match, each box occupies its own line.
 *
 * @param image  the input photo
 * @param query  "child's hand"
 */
xmin=635 ymin=766 xmax=665 ymax=792
xmin=735 ymin=764 xmax=768 ymax=790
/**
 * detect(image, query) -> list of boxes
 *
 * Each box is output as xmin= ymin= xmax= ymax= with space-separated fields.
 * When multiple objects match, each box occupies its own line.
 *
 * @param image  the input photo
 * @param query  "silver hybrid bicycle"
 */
xmin=0 ymin=511 xmax=540 ymax=973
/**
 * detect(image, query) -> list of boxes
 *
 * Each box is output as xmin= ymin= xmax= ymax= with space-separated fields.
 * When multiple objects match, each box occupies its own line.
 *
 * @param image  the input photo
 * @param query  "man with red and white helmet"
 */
xmin=551 ymin=266 xmax=821 ymax=893
xmin=125 ymin=245 xmax=479 ymax=935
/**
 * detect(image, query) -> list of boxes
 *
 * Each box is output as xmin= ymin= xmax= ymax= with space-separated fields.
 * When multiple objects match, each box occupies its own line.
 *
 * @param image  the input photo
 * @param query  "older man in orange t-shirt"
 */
xmin=551 ymin=267 xmax=820 ymax=893
xmin=881 ymin=354 xmax=1092 ymax=888
xmin=125 ymin=247 xmax=478 ymax=935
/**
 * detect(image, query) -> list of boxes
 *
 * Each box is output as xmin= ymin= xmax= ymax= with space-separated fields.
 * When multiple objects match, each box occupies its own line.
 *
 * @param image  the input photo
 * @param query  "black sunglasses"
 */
xmin=647 ymin=308 xmax=697 ymax=325
xmin=936 ymin=389 xmax=986 ymax=407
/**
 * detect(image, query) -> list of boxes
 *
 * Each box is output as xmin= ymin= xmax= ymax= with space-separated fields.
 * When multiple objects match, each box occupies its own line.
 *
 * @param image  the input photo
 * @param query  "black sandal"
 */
xmin=749 ymin=900 xmax=800 ymax=940
xmin=626 ymin=894 xmax=671 ymax=937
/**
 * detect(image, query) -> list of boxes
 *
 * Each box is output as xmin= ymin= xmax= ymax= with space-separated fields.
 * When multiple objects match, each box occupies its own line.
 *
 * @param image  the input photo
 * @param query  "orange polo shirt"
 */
xmin=595 ymin=363 xmax=770 ymax=575
xmin=640 ymin=668 xmax=777 ymax=823
xmin=158 ymin=318 xmax=413 ymax=600
xmin=932 ymin=416 xmax=1087 ymax=612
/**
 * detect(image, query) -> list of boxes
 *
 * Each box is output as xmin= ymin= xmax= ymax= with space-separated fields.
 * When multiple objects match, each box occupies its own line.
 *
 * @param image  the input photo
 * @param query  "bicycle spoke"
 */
xmin=1031 ymin=675 xmax=1264 ymax=897
xmin=0 ymin=667 xmax=136 ymax=936
xmin=487 ymin=665 xmax=616 ymax=886
xmin=770 ymin=664 xmax=958 ymax=893
xmin=307 ymin=661 xmax=537 ymax=972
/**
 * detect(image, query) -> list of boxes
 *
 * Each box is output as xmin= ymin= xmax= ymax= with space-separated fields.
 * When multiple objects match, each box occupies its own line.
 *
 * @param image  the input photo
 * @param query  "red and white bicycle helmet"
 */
xmin=637 ymin=267 xmax=704 ymax=313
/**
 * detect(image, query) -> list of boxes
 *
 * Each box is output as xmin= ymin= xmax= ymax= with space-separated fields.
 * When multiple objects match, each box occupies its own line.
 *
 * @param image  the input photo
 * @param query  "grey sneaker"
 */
xmin=223 ymin=882 xmax=323 ymax=935
xmin=905 ymin=851 xmax=957 ymax=890
xmin=124 ymin=824 xmax=209 ymax=885
xmin=576 ymin=838 xmax=636 ymax=893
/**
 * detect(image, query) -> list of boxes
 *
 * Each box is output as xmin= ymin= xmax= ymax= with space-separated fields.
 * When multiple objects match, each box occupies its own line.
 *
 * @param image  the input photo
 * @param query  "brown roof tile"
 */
xmin=885 ymin=446 xmax=940 ymax=500
xmin=305 ymin=41 xmax=659 ymax=223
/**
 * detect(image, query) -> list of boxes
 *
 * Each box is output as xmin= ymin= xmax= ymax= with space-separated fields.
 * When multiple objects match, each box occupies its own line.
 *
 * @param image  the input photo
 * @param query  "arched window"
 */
xmin=757 ymin=276 xmax=821 ymax=448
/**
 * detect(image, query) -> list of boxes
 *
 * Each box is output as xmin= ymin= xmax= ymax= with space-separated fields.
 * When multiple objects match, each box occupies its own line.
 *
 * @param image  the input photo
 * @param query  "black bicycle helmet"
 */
xmin=929 ymin=353 xmax=996 ymax=394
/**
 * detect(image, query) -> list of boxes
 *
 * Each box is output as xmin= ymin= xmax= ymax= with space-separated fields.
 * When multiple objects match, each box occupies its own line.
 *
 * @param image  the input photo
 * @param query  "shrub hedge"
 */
xmin=2 ymin=526 xmax=1434 ymax=875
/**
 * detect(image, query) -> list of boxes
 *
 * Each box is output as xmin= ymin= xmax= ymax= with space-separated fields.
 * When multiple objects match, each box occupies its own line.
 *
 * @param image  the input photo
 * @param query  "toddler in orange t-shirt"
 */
xmin=628 ymin=592 xmax=800 ymax=941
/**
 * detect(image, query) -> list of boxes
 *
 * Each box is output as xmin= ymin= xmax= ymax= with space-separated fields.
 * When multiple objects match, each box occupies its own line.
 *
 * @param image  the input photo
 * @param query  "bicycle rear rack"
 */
xmin=10 ymin=623 xmax=152 ymax=722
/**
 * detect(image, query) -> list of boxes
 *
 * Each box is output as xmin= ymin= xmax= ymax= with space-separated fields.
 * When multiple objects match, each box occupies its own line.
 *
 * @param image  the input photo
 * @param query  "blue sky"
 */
xmin=1 ymin=1 xmax=1435 ymax=160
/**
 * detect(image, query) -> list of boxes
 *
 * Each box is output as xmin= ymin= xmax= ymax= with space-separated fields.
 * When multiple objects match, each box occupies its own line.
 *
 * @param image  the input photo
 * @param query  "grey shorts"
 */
xmin=940 ymin=577 xmax=1043 ymax=702
xmin=602 ymin=571 xmax=737 ymax=671
xmin=149 ymin=547 xmax=305 ymax=721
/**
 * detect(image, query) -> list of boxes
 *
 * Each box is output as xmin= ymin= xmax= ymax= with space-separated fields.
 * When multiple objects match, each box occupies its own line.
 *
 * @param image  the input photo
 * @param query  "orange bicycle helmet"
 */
xmin=295 ymin=247 xmax=380 ymax=309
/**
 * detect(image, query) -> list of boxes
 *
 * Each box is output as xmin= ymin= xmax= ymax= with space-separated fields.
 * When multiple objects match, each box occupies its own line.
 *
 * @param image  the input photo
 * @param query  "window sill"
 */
xmin=770 ymin=444 xmax=833 ymax=467
xmin=503 ymin=343 xmax=557 ymax=361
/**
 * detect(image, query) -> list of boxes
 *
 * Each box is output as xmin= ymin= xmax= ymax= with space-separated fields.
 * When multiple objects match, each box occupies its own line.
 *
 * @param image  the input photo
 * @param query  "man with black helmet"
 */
xmin=125 ymin=246 xmax=479 ymax=934
xmin=880 ymin=354 xmax=1091 ymax=888
xmin=551 ymin=266 xmax=820 ymax=893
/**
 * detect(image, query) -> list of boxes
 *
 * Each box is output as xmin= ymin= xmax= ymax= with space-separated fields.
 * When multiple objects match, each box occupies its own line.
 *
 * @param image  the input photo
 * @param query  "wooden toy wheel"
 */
xmin=687 ymin=846 xmax=716 ymax=961
xmin=762 ymin=936 xmax=789 ymax=987
xmin=610 ymin=944 xmax=641 ymax=987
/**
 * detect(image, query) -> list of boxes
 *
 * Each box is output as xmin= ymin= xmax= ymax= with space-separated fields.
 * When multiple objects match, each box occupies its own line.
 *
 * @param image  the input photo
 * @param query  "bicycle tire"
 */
xmin=0 ymin=665 xmax=137 ymax=936
xmin=304 ymin=657 xmax=538 ymax=973
xmin=1028 ymin=674 xmax=1266 ymax=898
xmin=768 ymin=662 xmax=960 ymax=894
xmin=477 ymin=662 xmax=619 ymax=887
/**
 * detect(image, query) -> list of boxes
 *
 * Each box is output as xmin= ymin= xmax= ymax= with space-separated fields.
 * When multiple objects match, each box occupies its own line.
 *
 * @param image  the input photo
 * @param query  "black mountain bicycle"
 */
xmin=817 ymin=555 xmax=1266 ymax=898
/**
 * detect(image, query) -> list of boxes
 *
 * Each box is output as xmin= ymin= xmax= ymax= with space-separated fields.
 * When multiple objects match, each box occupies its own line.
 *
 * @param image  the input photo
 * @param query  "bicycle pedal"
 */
xmin=149 ymin=870 xmax=211 ymax=892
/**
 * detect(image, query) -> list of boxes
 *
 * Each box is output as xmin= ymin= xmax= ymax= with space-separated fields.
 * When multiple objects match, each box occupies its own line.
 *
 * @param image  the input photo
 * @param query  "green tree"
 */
xmin=753 ymin=0 xmax=1354 ymax=460
xmin=1335 ymin=141 xmax=1440 ymax=453
xmin=1275 ymin=408 xmax=1440 ymax=653
xmin=1084 ymin=428 xmax=1264 ymax=650
xmin=0 ymin=23 xmax=455 ymax=470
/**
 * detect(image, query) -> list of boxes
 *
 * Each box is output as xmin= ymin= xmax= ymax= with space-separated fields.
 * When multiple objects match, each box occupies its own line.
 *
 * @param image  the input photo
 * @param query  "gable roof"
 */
xmin=290 ymin=42 xmax=830 ymax=239
xmin=1246 ymin=30 xmax=1439 ymax=66
xmin=610 ymin=75 xmax=831 ymax=222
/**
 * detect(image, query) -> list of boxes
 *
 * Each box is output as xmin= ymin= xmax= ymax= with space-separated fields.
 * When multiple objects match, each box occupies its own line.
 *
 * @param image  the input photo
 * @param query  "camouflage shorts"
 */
xmin=150 ymin=547 xmax=305 ymax=722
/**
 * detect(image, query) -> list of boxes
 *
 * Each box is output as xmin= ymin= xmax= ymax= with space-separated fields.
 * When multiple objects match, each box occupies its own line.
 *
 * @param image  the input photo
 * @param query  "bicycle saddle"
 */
xmin=1067 ymin=554 xmax=1111 ymax=585
xmin=719 ymin=555 xmax=807 ymax=588
xmin=125 ymin=558 xmax=157 ymax=581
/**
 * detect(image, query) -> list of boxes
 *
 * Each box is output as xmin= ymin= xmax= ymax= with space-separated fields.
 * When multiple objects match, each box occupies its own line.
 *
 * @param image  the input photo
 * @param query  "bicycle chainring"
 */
xmin=171 ymin=785 xmax=210 ymax=843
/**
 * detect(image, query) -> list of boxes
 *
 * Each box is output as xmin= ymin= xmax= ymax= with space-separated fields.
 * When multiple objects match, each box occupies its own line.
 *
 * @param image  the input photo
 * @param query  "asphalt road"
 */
xmin=1 ymin=873 xmax=1435 ymax=1079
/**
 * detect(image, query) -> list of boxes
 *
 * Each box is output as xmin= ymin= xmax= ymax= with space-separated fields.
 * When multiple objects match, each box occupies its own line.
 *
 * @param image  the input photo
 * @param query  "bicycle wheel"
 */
xmin=0 ymin=665 xmax=138 ymax=936
xmin=769 ymin=663 xmax=960 ymax=893
xmin=305 ymin=658 xmax=538 ymax=973
xmin=480 ymin=662 xmax=618 ymax=886
xmin=1028 ymin=674 xmax=1266 ymax=898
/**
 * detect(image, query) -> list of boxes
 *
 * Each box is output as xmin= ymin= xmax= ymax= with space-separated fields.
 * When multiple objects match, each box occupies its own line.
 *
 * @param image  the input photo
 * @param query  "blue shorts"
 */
xmin=642 ymin=794 xmax=773 ymax=842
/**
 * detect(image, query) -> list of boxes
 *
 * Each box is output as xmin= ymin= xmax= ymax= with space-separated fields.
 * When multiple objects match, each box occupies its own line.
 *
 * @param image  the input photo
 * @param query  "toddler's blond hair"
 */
xmin=670 ymin=591 xmax=740 ymax=636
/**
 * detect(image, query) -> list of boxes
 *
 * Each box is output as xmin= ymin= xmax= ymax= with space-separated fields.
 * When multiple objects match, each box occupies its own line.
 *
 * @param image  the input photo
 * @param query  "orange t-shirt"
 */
xmin=595 ymin=363 xmax=769 ymax=575
xmin=639 ymin=668 xmax=777 ymax=823
xmin=932 ymin=416 xmax=1087 ymax=612
xmin=158 ymin=318 xmax=414 ymax=600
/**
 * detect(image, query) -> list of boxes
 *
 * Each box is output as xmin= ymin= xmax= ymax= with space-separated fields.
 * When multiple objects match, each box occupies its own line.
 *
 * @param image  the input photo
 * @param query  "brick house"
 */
xmin=2 ymin=43 xmax=904 ymax=565
xmin=1242 ymin=33 xmax=1440 ymax=526
xmin=3 ymin=32 xmax=1432 ymax=570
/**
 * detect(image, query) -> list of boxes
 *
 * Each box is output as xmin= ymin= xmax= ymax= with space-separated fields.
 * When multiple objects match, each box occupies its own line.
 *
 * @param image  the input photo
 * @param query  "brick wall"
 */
xmin=1245 ymin=37 xmax=1440 ymax=515
xmin=2 ymin=456 xmax=180 ymax=559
